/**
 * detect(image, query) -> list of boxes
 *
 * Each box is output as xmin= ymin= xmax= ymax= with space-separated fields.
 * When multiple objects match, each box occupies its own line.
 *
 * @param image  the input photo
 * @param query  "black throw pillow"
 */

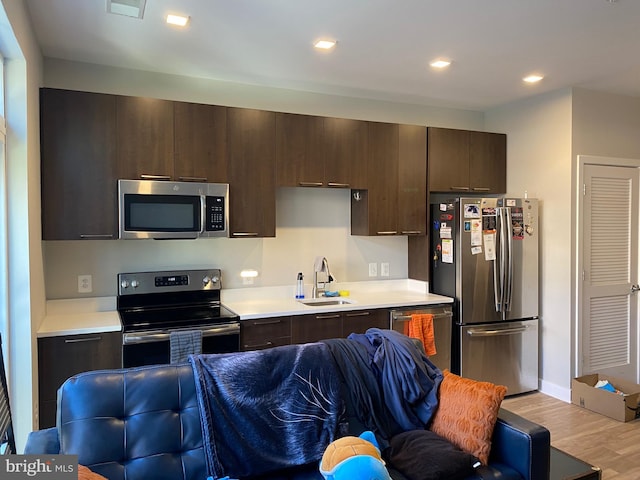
xmin=384 ymin=429 xmax=480 ymax=480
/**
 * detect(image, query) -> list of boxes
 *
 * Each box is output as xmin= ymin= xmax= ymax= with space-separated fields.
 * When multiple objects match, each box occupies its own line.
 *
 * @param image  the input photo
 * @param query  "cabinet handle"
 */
xmin=472 ymin=187 xmax=491 ymax=192
xmin=401 ymin=230 xmax=422 ymax=235
xmin=64 ymin=336 xmax=102 ymax=343
xmin=79 ymin=234 xmax=114 ymax=239
xmin=315 ymin=314 xmax=341 ymax=320
xmin=251 ymin=319 xmax=283 ymax=326
xmin=327 ymin=183 xmax=350 ymax=188
xmin=345 ymin=311 xmax=370 ymax=317
xmin=298 ymin=182 xmax=323 ymax=187
xmin=451 ymin=186 xmax=470 ymax=191
xmin=376 ymin=231 xmax=398 ymax=235
xmin=244 ymin=341 xmax=274 ymax=349
xmin=232 ymin=232 xmax=259 ymax=237
xmin=178 ymin=176 xmax=208 ymax=182
xmin=140 ymin=174 xmax=171 ymax=181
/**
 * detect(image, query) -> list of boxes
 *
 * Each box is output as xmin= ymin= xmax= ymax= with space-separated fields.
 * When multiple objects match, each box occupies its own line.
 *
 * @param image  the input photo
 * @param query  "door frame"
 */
xmin=575 ymin=154 xmax=640 ymax=381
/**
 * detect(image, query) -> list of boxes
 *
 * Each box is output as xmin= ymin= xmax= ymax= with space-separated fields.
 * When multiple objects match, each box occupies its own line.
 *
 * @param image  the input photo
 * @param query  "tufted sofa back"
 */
xmin=57 ymin=363 xmax=206 ymax=480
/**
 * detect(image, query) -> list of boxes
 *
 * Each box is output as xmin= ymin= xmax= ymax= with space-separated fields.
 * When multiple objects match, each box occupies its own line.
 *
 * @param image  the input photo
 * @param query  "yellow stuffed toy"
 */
xmin=320 ymin=431 xmax=392 ymax=480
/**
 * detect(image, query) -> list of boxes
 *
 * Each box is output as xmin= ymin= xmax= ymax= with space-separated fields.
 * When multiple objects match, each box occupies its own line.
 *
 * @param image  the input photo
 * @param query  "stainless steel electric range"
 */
xmin=117 ymin=268 xmax=240 ymax=367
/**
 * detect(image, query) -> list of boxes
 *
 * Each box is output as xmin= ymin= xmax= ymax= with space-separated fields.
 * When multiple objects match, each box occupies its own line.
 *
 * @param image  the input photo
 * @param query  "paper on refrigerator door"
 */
xmin=483 ymin=233 xmax=496 ymax=261
xmin=442 ymin=238 xmax=453 ymax=263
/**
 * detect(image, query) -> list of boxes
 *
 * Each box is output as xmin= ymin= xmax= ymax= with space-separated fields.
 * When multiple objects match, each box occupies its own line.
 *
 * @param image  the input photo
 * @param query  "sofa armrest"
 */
xmin=23 ymin=428 xmax=60 ymax=454
xmin=489 ymin=408 xmax=550 ymax=480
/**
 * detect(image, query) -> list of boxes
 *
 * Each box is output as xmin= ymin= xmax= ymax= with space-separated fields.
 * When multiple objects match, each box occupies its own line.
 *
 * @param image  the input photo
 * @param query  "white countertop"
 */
xmin=222 ymin=279 xmax=452 ymax=320
xmin=39 ymin=297 xmax=121 ymax=337
xmin=38 ymin=279 xmax=453 ymax=337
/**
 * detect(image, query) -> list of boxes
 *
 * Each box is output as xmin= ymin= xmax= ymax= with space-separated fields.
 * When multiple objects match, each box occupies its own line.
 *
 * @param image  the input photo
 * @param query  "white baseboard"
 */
xmin=539 ymin=379 xmax=571 ymax=403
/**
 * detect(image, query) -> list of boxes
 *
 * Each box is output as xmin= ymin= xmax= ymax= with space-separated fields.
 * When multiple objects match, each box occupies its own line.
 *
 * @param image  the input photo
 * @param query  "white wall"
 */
xmin=485 ymin=89 xmax=574 ymax=400
xmin=41 ymin=59 xmax=486 ymax=298
xmin=1 ymin=0 xmax=44 ymax=450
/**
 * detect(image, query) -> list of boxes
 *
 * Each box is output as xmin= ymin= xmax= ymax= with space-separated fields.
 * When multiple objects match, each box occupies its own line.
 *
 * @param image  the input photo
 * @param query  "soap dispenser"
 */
xmin=295 ymin=272 xmax=305 ymax=299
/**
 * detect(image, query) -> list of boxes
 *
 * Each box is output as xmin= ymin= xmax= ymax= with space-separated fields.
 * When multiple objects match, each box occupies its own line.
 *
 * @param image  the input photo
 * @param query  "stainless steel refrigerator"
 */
xmin=430 ymin=197 xmax=539 ymax=395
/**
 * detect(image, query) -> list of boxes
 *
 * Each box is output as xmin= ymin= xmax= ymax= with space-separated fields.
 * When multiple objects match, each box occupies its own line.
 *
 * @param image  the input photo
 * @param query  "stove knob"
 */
xmin=120 ymin=280 xmax=129 ymax=289
xmin=211 ymin=275 xmax=220 ymax=284
xmin=131 ymin=280 xmax=140 ymax=288
xmin=202 ymin=276 xmax=211 ymax=286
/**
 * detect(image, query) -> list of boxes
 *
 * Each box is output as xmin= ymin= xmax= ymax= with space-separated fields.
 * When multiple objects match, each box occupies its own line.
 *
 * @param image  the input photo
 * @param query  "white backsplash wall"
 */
xmin=43 ymin=187 xmax=408 ymax=299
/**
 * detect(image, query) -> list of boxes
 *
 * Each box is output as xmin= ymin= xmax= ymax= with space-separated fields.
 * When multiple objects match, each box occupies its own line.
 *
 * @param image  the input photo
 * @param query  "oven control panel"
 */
xmin=118 ymin=269 xmax=222 ymax=295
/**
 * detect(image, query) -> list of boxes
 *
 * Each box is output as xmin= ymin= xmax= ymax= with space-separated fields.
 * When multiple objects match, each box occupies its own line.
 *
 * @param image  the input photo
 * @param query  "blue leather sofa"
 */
xmin=25 ymin=362 xmax=550 ymax=480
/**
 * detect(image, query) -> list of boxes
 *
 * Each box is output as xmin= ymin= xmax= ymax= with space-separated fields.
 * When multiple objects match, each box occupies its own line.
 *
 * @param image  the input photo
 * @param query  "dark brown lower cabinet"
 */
xmin=291 ymin=309 xmax=389 ymax=344
xmin=37 ymin=331 xmax=122 ymax=428
xmin=241 ymin=317 xmax=292 ymax=351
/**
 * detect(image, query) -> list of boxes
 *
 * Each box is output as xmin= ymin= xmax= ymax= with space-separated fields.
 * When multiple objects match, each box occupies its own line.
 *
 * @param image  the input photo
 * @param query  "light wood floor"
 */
xmin=503 ymin=392 xmax=640 ymax=480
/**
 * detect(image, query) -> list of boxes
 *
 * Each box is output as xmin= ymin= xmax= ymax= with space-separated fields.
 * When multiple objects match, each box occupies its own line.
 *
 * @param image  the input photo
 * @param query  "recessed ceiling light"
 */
xmin=430 ymin=59 xmax=451 ymax=69
xmin=523 ymin=74 xmax=544 ymax=83
xmin=314 ymin=39 xmax=337 ymax=50
xmin=166 ymin=14 xmax=189 ymax=27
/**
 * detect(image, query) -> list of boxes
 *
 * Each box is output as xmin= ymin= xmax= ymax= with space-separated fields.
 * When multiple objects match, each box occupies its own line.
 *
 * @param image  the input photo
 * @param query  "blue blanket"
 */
xmin=348 ymin=328 xmax=443 ymax=431
xmin=189 ymin=343 xmax=343 ymax=480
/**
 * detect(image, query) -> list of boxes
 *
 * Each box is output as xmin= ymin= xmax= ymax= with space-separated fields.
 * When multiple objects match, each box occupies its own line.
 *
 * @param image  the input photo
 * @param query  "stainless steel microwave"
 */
xmin=118 ymin=179 xmax=229 ymax=239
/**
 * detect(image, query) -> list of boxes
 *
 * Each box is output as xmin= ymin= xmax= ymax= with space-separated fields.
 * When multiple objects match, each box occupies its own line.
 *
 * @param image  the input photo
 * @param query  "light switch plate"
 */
xmin=381 ymin=262 xmax=390 ymax=277
xmin=368 ymin=263 xmax=377 ymax=277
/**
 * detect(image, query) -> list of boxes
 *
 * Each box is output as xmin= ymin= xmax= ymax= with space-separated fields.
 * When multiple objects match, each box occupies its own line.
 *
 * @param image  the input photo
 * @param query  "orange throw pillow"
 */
xmin=78 ymin=465 xmax=108 ymax=480
xmin=429 ymin=370 xmax=507 ymax=465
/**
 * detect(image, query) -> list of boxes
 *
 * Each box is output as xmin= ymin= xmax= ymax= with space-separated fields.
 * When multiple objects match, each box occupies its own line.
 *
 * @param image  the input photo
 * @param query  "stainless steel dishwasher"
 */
xmin=389 ymin=304 xmax=453 ymax=371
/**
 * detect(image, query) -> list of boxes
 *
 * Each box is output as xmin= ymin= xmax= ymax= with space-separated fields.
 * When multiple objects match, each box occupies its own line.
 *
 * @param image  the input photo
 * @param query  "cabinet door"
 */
xmin=276 ymin=113 xmax=324 ymax=187
xmin=469 ymin=131 xmax=506 ymax=193
xmin=117 ymin=96 xmax=174 ymax=180
xmin=343 ymin=309 xmax=389 ymax=336
xmin=241 ymin=317 xmax=291 ymax=351
xmin=227 ymin=107 xmax=276 ymax=237
xmin=323 ymin=118 xmax=368 ymax=189
xmin=368 ymin=122 xmax=399 ymax=234
xmin=291 ymin=313 xmax=342 ymax=344
xmin=40 ymin=89 xmax=118 ymax=240
xmin=398 ymin=124 xmax=427 ymax=235
xmin=174 ymin=102 xmax=228 ymax=183
xmin=37 ymin=332 xmax=122 ymax=428
xmin=427 ymin=127 xmax=470 ymax=192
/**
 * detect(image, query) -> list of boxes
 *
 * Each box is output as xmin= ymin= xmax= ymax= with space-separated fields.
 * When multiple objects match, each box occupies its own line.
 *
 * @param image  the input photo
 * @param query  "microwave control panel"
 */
xmin=205 ymin=196 xmax=226 ymax=231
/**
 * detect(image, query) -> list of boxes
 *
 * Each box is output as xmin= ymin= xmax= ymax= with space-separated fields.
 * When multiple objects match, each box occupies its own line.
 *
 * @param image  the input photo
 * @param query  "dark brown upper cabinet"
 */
xmin=40 ymin=88 xmax=118 ymax=240
xmin=322 ymin=117 xmax=368 ymax=189
xmin=276 ymin=114 xmax=368 ymax=189
xmin=116 ymin=96 xmax=175 ymax=181
xmin=174 ymin=102 xmax=228 ymax=183
xmin=427 ymin=127 xmax=506 ymax=193
xmin=351 ymin=123 xmax=426 ymax=236
xmin=276 ymin=112 xmax=324 ymax=187
xmin=227 ymin=107 xmax=276 ymax=238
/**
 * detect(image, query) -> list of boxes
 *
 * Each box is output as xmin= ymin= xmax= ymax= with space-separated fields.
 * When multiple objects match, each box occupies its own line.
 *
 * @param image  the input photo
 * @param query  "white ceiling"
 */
xmin=24 ymin=0 xmax=640 ymax=111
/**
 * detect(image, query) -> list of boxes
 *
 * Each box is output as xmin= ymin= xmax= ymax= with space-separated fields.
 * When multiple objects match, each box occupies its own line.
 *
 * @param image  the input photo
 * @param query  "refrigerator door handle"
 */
xmin=504 ymin=207 xmax=514 ymax=311
xmin=466 ymin=325 xmax=530 ymax=337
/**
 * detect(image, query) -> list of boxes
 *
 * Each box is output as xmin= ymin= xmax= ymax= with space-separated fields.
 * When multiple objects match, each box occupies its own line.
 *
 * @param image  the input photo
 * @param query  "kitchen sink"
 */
xmin=298 ymin=298 xmax=355 ymax=307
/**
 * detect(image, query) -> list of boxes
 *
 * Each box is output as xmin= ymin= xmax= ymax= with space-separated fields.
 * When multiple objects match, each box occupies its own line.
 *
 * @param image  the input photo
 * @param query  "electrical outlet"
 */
xmin=368 ymin=263 xmax=378 ymax=277
xmin=381 ymin=262 xmax=390 ymax=277
xmin=78 ymin=275 xmax=92 ymax=293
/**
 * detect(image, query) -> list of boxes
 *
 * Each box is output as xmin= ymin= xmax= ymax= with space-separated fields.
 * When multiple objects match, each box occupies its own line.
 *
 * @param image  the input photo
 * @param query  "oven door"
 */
xmin=122 ymin=322 xmax=240 ymax=368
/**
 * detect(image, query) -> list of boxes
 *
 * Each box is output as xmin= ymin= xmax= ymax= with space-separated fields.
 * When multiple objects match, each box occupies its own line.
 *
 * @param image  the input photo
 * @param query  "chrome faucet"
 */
xmin=312 ymin=256 xmax=334 ymax=298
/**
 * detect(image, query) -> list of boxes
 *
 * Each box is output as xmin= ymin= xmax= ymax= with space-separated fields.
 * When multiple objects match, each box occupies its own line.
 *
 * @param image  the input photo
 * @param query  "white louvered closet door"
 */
xmin=582 ymin=164 xmax=639 ymax=381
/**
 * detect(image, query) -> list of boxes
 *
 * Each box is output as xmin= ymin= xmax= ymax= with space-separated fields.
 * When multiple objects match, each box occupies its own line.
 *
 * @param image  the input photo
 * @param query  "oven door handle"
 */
xmin=123 ymin=322 xmax=240 ymax=345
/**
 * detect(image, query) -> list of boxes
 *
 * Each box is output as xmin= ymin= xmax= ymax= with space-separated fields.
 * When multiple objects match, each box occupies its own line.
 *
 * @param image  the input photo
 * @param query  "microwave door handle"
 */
xmin=200 ymin=195 xmax=206 ymax=235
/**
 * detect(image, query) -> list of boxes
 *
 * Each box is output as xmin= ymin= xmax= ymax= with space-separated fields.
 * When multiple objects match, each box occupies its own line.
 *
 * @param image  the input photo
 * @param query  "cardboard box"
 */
xmin=571 ymin=374 xmax=640 ymax=422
